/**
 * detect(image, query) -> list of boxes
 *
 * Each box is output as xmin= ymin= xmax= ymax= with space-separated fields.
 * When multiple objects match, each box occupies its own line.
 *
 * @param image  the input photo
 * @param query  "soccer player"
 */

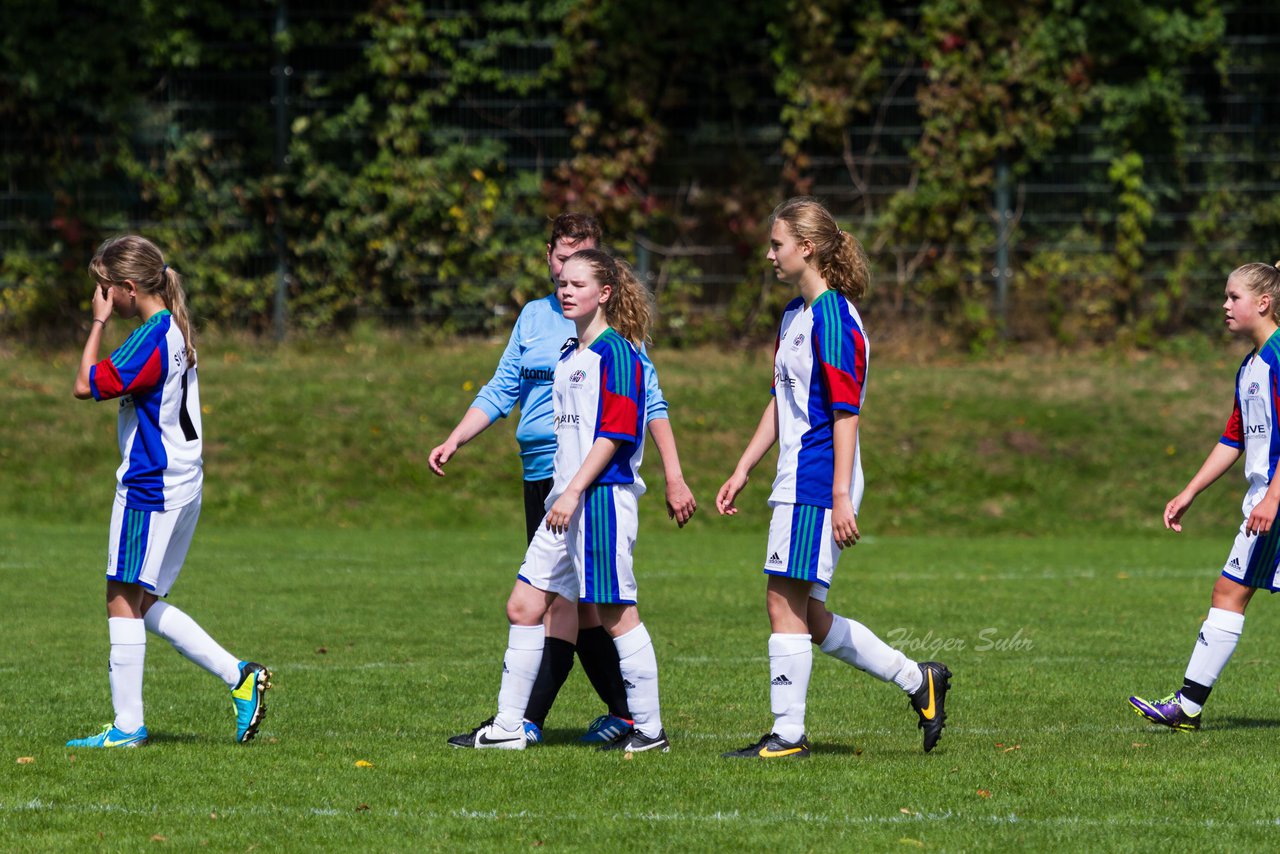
xmin=429 ymin=213 xmax=695 ymax=746
xmin=716 ymin=198 xmax=951 ymax=759
xmin=67 ymin=235 xmax=270 ymax=748
xmin=1130 ymin=262 xmax=1280 ymax=731
xmin=449 ymin=249 xmax=669 ymax=753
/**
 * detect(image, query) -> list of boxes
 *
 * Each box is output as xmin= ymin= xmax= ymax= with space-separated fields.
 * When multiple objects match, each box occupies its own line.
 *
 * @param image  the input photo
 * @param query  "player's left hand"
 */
xmin=545 ymin=490 xmax=580 ymax=534
xmin=91 ymin=282 xmax=114 ymax=324
xmin=1247 ymin=494 xmax=1279 ymax=536
xmin=832 ymin=496 xmax=859 ymax=549
xmin=665 ymin=477 xmax=697 ymax=528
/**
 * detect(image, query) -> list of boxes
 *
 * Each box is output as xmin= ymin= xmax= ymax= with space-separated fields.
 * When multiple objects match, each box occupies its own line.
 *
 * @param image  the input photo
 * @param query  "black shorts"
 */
xmin=523 ymin=478 xmax=554 ymax=545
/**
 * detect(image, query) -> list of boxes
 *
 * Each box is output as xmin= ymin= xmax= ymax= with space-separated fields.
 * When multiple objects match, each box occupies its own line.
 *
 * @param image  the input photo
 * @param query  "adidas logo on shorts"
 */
xmin=767 ymin=552 xmax=783 ymax=566
xmin=771 ymin=674 xmax=792 ymax=686
xmin=1230 ymin=557 xmax=1242 ymax=569
xmin=623 ymin=679 xmax=636 ymax=690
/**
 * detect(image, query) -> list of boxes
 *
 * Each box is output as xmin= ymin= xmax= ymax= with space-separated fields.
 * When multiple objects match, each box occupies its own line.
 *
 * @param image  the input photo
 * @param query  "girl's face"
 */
xmin=557 ymin=258 xmax=610 ymax=322
xmin=1223 ymin=274 xmax=1271 ymax=338
xmin=766 ymin=219 xmax=811 ymax=286
xmin=101 ymin=280 xmax=140 ymax=319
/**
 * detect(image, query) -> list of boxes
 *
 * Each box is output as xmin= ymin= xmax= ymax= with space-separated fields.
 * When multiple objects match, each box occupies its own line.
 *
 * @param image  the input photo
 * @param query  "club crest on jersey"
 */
xmin=792 ymin=333 xmax=806 ymax=349
xmin=569 ymin=369 xmax=587 ymax=384
xmin=1249 ymin=381 xmax=1261 ymax=395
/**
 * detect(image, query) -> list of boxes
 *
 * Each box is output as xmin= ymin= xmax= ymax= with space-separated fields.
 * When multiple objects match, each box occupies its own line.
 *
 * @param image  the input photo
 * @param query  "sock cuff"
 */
xmin=769 ymin=632 xmax=812 ymax=657
xmin=613 ymin=623 xmax=653 ymax=659
xmin=544 ymin=636 xmax=575 ymax=654
xmin=508 ymin=624 xmax=545 ymax=651
xmin=108 ymin=617 xmax=146 ymax=645
xmin=819 ymin=615 xmax=850 ymax=653
xmin=143 ymin=600 xmax=171 ymax=633
xmin=1205 ymin=607 xmax=1245 ymax=635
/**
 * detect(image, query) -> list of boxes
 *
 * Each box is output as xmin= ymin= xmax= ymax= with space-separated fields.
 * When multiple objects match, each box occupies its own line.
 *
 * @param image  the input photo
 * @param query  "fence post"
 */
xmin=272 ymin=0 xmax=290 ymax=342
xmin=994 ymin=152 xmax=1013 ymax=338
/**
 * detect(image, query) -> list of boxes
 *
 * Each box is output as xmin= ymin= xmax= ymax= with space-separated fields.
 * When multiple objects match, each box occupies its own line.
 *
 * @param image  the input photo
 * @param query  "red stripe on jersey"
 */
xmin=1222 ymin=397 xmax=1243 ymax=445
xmin=822 ymin=362 xmax=862 ymax=409
xmin=124 ymin=349 xmax=165 ymax=396
xmin=93 ymin=359 xmax=125 ymax=399
xmin=599 ymin=376 xmax=638 ymax=439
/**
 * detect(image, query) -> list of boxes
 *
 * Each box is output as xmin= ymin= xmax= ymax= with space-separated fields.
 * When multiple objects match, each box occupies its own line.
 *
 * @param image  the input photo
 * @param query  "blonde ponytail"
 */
xmin=771 ymin=196 xmax=871 ymax=301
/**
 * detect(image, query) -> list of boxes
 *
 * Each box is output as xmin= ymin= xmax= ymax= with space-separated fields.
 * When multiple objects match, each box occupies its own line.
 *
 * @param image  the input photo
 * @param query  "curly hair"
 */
xmin=565 ymin=248 xmax=654 ymax=346
xmin=770 ymin=196 xmax=870 ymax=301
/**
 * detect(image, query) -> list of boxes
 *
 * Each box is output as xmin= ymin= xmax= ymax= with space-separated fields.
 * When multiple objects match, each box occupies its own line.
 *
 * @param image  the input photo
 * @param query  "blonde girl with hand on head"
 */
xmin=449 ymin=248 xmax=670 ymax=753
xmin=67 ymin=235 xmax=270 ymax=748
xmin=717 ymin=198 xmax=951 ymax=760
xmin=1131 ymin=262 xmax=1280 ymax=732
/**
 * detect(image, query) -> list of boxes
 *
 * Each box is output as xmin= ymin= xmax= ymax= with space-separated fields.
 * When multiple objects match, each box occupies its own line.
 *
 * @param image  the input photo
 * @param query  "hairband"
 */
xmin=162 ymin=264 xmax=169 ymax=273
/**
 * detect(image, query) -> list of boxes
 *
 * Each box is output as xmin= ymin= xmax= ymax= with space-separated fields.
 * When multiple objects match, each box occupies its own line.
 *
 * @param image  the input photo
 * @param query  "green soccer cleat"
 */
xmin=231 ymin=661 xmax=272 ymax=743
xmin=67 ymin=724 xmax=149 ymax=749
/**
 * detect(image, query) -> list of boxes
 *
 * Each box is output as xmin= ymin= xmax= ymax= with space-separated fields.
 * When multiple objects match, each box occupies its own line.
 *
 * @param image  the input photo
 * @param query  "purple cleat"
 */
xmin=1128 ymin=692 xmax=1201 ymax=732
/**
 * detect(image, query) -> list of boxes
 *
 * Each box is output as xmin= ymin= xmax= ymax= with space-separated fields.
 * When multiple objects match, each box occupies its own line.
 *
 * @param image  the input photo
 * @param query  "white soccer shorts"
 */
xmin=517 ymin=484 xmax=639 ymax=604
xmin=764 ymin=501 xmax=841 ymax=602
xmin=1222 ymin=513 xmax=1280 ymax=592
xmin=106 ymin=497 xmax=201 ymax=597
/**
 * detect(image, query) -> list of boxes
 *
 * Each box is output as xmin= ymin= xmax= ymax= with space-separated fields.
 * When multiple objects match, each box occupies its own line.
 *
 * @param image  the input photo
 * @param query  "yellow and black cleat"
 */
xmin=723 ymin=732 xmax=811 ymax=759
xmin=909 ymin=661 xmax=952 ymax=752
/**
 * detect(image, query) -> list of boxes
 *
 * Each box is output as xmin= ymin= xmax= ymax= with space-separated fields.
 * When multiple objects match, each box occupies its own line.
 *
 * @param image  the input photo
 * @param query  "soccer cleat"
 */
xmin=448 ymin=718 xmax=527 ymax=750
xmin=909 ymin=661 xmax=952 ymax=752
xmin=722 ymin=732 xmax=811 ymax=759
xmin=523 ymin=720 xmax=543 ymax=745
xmin=231 ymin=661 xmax=272 ymax=744
xmin=599 ymin=727 xmax=670 ymax=753
xmin=66 ymin=724 xmax=149 ymax=749
xmin=579 ymin=713 xmax=634 ymax=744
xmin=1128 ymin=692 xmax=1201 ymax=732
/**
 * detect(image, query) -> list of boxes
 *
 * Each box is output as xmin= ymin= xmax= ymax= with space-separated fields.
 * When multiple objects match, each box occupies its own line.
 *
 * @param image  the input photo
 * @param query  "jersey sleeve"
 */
xmin=812 ymin=294 xmax=867 ymax=414
xmin=1221 ymin=360 xmax=1247 ymax=449
xmin=471 ymin=309 xmax=526 ymax=423
xmin=597 ymin=341 xmax=642 ymax=443
xmin=90 ymin=324 xmax=168 ymax=401
xmin=638 ymin=345 xmax=669 ymax=422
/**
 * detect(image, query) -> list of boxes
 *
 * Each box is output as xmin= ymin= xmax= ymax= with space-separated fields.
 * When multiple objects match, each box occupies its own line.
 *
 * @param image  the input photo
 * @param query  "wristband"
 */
xmin=93 ymin=319 xmax=106 ymax=326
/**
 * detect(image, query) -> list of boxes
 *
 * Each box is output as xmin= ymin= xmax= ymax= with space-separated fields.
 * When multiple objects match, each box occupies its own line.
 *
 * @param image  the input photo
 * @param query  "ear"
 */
xmin=121 ymin=279 xmax=139 ymax=298
xmin=1260 ymin=292 xmax=1273 ymax=315
xmin=599 ymin=284 xmax=612 ymax=305
xmin=800 ymin=238 xmax=816 ymax=260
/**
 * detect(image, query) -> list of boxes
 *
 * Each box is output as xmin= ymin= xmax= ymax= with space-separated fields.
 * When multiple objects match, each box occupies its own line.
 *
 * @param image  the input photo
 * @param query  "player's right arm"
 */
xmin=74 ymin=283 xmax=115 ymax=399
xmin=716 ymin=397 xmax=779 ymax=516
xmin=428 ymin=310 xmax=528 ymax=475
xmin=1165 ymin=442 xmax=1240 ymax=532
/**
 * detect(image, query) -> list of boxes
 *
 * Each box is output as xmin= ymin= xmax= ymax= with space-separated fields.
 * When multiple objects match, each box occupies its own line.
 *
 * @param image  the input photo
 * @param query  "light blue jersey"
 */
xmin=471 ymin=293 xmax=668 ymax=481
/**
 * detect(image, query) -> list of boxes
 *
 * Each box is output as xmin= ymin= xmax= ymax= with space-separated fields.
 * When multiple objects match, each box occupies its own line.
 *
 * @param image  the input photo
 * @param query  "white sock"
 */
xmin=820 ymin=613 xmax=921 ymax=692
xmin=769 ymin=633 xmax=812 ymax=743
xmin=1181 ymin=608 xmax=1245 ymax=715
xmin=144 ymin=601 xmax=242 ymax=687
xmin=108 ymin=617 xmax=146 ymax=733
xmin=495 ymin=624 xmax=544 ymax=732
xmin=614 ymin=623 xmax=663 ymax=737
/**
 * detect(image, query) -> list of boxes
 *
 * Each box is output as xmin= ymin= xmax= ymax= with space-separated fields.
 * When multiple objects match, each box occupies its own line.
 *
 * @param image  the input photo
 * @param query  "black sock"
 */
xmin=1180 ymin=678 xmax=1212 ymax=707
xmin=523 ymin=637 xmax=575 ymax=728
xmin=576 ymin=626 xmax=631 ymax=719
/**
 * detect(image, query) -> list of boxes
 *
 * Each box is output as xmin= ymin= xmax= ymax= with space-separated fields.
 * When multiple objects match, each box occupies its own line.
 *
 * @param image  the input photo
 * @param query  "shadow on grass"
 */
xmin=145 ymin=732 xmax=206 ymax=745
xmin=1209 ymin=716 xmax=1280 ymax=730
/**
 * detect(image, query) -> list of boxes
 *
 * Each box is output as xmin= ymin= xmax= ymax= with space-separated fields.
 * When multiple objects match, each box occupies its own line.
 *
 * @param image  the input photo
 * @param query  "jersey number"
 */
xmin=178 ymin=372 xmax=199 ymax=442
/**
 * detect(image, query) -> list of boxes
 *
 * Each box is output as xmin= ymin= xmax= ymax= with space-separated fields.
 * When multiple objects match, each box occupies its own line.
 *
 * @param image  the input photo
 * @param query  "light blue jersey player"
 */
xmin=67 ymin=236 xmax=270 ymax=749
xmin=430 ymin=213 xmax=695 ymax=746
xmin=450 ymin=249 xmax=671 ymax=753
xmin=718 ymin=198 xmax=951 ymax=760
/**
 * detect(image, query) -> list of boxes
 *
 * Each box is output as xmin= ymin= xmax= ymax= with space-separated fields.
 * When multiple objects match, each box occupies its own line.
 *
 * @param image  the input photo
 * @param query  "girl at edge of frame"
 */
xmin=1130 ymin=262 xmax=1280 ymax=731
xmin=716 ymin=197 xmax=951 ymax=760
xmin=448 ymin=248 xmax=670 ymax=753
xmin=68 ymin=235 xmax=270 ymax=749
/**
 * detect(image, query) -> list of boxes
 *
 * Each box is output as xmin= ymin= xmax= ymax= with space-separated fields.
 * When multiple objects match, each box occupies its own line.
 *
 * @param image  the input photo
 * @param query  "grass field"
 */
xmin=3 ymin=332 xmax=1277 ymax=850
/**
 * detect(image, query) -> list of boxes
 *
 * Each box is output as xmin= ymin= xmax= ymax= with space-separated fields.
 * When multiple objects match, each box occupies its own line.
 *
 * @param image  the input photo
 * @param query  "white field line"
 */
xmin=2 ymin=800 xmax=1279 ymax=831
